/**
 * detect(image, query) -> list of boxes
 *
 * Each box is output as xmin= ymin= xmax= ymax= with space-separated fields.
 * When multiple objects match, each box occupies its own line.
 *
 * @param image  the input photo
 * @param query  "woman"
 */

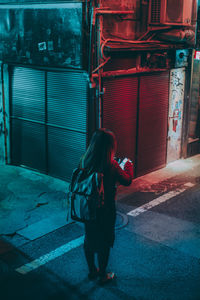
xmin=79 ymin=128 xmax=133 ymax=284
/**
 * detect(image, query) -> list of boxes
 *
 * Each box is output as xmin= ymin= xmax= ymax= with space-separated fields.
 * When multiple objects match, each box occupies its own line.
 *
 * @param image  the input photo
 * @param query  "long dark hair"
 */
xmin=79 ymin=128 xmax=117 ymax=172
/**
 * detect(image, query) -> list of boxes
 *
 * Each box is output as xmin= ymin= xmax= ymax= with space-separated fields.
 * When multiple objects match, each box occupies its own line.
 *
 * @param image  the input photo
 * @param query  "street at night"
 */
xmin=1 ymin=156 xmax=200 ymax=300
xmin=1 ymin=1 xmax=200 ymax=299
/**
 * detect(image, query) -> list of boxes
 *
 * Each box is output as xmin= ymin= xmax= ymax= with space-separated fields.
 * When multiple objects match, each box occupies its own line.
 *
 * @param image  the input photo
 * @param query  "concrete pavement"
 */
xmin=0 ymin=165 xmax=70 ymax=245
xmin=1 ymin=155 xmax=200 ymax=300
xmin=1 ymin=155 xmax=200 ymax=246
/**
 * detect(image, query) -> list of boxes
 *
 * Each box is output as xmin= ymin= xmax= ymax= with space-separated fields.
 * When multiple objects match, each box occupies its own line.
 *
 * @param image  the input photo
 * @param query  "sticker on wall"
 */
xmin=38 ymin=42 xmax=47 ymax=51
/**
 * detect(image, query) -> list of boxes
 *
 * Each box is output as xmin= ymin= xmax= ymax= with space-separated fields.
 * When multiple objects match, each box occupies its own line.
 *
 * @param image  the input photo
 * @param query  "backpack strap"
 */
xmin=95 ymin=172 xmax=104 ymax=197
xmin=70 ymin=168 xmax=81 ymax=191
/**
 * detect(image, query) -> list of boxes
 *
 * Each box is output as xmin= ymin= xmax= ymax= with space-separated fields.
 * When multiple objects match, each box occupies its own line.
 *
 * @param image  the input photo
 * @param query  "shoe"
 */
xmin=88 ymin=268 xmax=99 ymax=280
xmin=98 ymin=272 xmax=115 ymax=285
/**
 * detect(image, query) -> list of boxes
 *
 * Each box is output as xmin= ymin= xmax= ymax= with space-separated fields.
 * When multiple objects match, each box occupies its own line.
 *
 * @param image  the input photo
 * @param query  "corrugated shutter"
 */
xmin=11 ymin=68 xmax=45 ymax=122
xmin=47 ymin=71 xmax=87 ymax=179
xmin=137 ymin=72 xmax=169 ymax=176
xmin=11 ymin=67 xmax=88 ymax=180
xmin=11 ymin=119 xmax=46 ymax=172
xmin=48 ymin=127 xmax=86 ymax=180
xmin=10 ymin=67 xmax=46 ymax=172
xmin=102 ymin=76 xmax=138 ymax=161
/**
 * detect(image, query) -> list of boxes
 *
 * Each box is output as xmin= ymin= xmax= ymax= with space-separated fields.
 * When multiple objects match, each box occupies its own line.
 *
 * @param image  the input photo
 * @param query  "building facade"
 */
xmin=0 ymin=0 xmax=198 ymax=180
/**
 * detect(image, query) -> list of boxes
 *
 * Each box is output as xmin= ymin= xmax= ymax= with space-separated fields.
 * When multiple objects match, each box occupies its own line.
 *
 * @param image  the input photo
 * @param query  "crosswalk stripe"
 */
xmin=16 ymin=182 xmax=196 ymax=274
xmin=15 ymin=235 xmax=84 ymax=275
xmin=127 ymin=182 xmax=195 ymax=217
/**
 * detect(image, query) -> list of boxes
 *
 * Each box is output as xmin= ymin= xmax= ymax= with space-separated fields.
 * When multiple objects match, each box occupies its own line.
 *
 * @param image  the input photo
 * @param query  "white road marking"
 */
xmin=16 ymin=182 xmax=196 ymax=274
xmin=184 ymin=182 xmax=195 ymax=188
xmin=127 ymin=182 xmax=195 ymax=217
xmin=15 ymin=235 xmax=84 ymax=275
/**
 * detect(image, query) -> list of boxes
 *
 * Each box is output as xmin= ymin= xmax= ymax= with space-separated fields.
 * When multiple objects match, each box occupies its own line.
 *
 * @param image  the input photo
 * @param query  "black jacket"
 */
xmin=84 ymin=160 xmax=133 ymax=250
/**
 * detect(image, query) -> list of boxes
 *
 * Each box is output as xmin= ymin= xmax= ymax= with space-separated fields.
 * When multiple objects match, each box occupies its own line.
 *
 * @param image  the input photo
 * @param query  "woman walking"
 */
xmin=79 ymin=128 xmax=133 ymax=284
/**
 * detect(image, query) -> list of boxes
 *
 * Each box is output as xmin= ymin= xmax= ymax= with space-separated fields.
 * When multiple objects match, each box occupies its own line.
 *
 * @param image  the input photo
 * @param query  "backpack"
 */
xmin=67 ymin=168 xmax=104 ymax=223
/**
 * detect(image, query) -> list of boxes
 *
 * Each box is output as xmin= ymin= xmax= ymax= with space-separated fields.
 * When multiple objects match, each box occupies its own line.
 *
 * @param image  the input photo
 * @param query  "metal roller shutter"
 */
xmin=47 ymin=71 xmax=88 ymax=179
xmin=11 ymin=67 xmax=88 ymax=180
xmin=137 ymin=72 xmax=169 ymax=176
xmin=10 ymin=67 xmax=46 ymax=172
xmin=48 ymin=127 xmax=86 ymax=180
xmin=102 ymin=76 xmax=138 ymax=161
xmin=11 ymin=119 xmax=46 ymax=172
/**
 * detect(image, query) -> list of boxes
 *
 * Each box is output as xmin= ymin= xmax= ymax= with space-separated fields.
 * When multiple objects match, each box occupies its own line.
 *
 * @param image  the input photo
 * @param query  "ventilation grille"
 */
xmin=151 ymin=0 xmax=161 ymax=23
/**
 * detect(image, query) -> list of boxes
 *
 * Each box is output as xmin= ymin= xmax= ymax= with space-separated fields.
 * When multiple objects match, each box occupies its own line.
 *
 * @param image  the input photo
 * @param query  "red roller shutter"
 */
xmin=137 ymin=72 xmax=169 ymax=176
xmin=102 ymin=76 xmax=138 ymax=161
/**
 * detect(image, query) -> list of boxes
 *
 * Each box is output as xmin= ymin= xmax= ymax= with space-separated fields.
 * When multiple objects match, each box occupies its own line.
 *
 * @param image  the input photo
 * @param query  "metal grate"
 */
xmin=151 ymin=0 xmax=161 ymax=23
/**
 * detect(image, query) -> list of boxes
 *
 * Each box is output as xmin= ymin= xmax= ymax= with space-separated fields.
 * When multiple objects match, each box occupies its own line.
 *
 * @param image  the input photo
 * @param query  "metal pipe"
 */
xmin=96 ymin=6 xmax=103 ymax=129
xmin=88 ymin=5 xmax=94 ymax=75
xmin=1 ymin=64 xmax=8 ymax=164
xmin=181 ymin=49 xmax=194 ymax=158
xmin=92 ymin=67 xmax=168 ymax=79
xmin=92 ymin=56 xmax=110 ymax=74
xmin=95 ymin=10 xmax=135 ymax=14
xmin=98 ymin=71 xmax=102 ymax=128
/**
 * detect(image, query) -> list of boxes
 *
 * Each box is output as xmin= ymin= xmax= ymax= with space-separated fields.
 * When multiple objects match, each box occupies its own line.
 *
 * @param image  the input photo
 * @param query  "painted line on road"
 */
xmin=15 ymin=235 xmax=84 ymax=275
xmin=16 ymin=182 xmax=195 ymax=274
xmin=127 ymin=182 xmax=195 ymax=217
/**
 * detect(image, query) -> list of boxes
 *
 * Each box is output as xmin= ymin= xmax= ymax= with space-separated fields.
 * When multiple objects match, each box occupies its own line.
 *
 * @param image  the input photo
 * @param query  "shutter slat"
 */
xmin=137 ymin=72 xmax=169 ymax=176
xmin=11 ymin=119 xmax=46 ymax=172
xmin=103 ymin=76 xmax=138 ymax=161
xmin=47 ymin=72 xmax=87 ymax=132
xmin=11 ymin=67 xmax=88 ymax=180
xmin=11 ymin=68 xmax=45 ymax=122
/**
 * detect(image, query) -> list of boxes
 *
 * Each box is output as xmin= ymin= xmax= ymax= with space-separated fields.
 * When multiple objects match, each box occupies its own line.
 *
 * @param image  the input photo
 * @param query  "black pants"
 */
xmin=84 ymin=241 xmax=110 ymax=277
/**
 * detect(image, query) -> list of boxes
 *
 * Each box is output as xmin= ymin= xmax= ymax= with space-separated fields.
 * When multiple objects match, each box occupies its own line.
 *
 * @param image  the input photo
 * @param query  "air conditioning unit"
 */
xmin=149 ymin=0 xmax=193 ymax=26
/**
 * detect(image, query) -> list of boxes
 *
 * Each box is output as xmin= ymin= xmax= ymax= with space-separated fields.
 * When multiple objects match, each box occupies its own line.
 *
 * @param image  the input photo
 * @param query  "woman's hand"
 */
xmin=124 ymin=160 xmax=134 ymax=179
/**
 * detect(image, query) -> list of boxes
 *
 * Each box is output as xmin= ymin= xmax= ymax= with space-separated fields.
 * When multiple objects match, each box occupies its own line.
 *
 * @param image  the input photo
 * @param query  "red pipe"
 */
xmin=92 ymin=67 xmax=168 ymax=79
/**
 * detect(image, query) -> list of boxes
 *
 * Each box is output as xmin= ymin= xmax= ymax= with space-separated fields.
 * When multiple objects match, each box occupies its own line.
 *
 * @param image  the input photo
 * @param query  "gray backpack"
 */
xmin=67 ymin=168 xmax=104 ymax=223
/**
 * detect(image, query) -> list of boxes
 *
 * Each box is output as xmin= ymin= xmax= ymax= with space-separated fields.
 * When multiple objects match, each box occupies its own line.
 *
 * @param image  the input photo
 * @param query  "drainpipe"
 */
xmin=181 ymin=49 xmax=194 ymax=158
xmin=1 ymin=64 xmax=8 ymax=164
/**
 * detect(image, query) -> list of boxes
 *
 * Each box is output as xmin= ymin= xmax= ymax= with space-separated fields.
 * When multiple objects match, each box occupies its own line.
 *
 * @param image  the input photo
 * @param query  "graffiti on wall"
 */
xmin=172 ymin=99 xmax=182 ymax=133
xmin=167 ymin=68 xmax=185 ymax=163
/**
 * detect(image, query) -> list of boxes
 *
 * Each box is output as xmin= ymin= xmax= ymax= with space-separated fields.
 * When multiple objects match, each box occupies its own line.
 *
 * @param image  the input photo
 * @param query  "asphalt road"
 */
xmin=1 ymin=180 xmax=200 ymax=300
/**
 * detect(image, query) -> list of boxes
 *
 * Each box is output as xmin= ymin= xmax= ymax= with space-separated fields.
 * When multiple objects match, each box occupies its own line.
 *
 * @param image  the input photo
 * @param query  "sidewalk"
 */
xmin=1 ymin=154 xmax=200 ymax=245
xmin=117 ymin=154 xmax=200 ymax=199
xmin=0 ymin=165 xmax=70 ymax=243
